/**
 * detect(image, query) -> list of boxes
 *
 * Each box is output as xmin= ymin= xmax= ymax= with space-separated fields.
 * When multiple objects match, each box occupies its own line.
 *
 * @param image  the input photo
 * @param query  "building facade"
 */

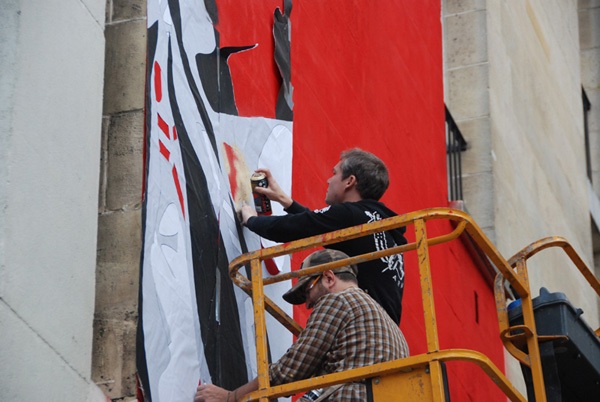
xmin=1 ymin=1 xmax=599 ymax=401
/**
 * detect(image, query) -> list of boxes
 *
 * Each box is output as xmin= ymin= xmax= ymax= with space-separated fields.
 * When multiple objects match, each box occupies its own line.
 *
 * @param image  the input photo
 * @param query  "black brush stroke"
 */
xmin=168 ymin=0 xmax=219 ymax=163
xmin=167 ymin=39 xmax=248 ymax=389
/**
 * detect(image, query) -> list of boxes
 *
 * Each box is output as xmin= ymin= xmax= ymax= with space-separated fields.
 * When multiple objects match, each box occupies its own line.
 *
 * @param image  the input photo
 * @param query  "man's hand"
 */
xmin=239 ymin=202 xmax=258 ymax=225
xmin=194 ymin=384 xmax=229 ymax=402
xmin=254 ymin=168 xmax=293 ymax=209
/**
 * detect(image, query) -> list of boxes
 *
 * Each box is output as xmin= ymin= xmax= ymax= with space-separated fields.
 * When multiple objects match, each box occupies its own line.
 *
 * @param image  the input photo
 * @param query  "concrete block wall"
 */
xmin=92 ymin=0 xmax=147 ymax=399
xmin=0 ymin=0 xmax=107 ymax=400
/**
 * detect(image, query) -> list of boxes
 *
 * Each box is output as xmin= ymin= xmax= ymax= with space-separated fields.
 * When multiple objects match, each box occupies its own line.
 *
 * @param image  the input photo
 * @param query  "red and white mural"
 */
xmin=140 ymin=1 xmax=294 ymax=400
xmin=139 ymin=1 xmax=507 ymax=401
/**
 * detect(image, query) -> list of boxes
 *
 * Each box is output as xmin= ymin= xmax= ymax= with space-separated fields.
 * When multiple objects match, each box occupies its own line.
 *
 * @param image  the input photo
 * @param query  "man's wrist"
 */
xmin=280 ymin=195 xmax=293 ymax=209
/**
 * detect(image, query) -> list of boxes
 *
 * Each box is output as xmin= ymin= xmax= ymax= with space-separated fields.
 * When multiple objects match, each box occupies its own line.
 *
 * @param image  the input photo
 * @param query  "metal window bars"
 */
xmin=446 ymin=106 xmax=468 ymax=201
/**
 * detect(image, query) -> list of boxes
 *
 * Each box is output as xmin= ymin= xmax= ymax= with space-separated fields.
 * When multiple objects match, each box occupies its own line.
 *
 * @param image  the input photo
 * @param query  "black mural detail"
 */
xmin=168 ymin=0 xmax=219 ymax=163
xmin=137 ymin=20 xmax=159 ymax=402
xmin=166 ymin=39 xmax=249 ymax=389
xmin=274 ymin=0 xmax=293 ymax=121
xmin=204 ymin=0 xmax=219 ymax=25
xmin=196 ymin=43 xmax=256 ymax=116
xmin=139 ymin=2 xmax=296 ymax=398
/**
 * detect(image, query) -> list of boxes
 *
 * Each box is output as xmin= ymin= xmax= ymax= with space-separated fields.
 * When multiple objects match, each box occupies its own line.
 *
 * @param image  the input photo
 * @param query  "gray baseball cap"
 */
xmin=282 ymin=249 xmax=358 ymax=305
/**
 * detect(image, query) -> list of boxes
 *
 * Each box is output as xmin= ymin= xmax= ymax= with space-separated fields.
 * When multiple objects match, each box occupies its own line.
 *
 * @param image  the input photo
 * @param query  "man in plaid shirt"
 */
xmin=195 ymin=249 xmax=409 ymax=402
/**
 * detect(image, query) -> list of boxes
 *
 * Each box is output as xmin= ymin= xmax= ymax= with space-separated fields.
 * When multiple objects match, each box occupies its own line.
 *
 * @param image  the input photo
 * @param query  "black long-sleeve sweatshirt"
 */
xmin=246 ymin=199 xmax=406 ymax=324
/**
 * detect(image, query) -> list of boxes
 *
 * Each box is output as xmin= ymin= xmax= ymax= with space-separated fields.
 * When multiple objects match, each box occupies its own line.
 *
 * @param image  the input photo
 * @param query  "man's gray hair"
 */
xmin=339 ymin=148 xmax=389 ymax=200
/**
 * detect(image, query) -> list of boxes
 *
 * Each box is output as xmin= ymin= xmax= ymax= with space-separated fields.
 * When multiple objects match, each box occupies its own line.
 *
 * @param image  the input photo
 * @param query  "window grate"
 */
xmin=446 ymin=106 xmax=468 ymax=202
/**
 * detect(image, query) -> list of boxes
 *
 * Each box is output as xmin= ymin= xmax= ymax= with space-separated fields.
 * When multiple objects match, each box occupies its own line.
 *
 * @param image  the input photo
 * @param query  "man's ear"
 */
xmin=322 ymin=270 xmax=336 ymax=287
xmin=344 ymin=175 xmax=357 ymax=189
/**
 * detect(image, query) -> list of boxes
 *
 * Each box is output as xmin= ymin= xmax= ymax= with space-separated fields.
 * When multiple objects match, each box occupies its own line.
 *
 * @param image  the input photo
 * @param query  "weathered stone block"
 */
xmin=462 ymin=171 xmax=494 ymax=230
xmin=579 ymin=5 xmax=600 ymax=50
xmin=113 ymin=0 xmax=147 ymax=22
xmin=98 ymin=116 xmax=110 ymax=211
xmin=581 ymin=47 xmax=600 ymax=88
xmin=106 ymin=110 xmax=144 ymax=210
xmin=444 ymin=10 xmax=488 ymax=69
xmin=92 ymin=317 xmax=137 ymax=399
xmin=455 ymin=117 xmax=492 ymax=176
xmin=95 ymin=209 xmax=141 ymax=316
xmin=105 ymin=0 xmax=111 ymax=24
xmin=585 ymin=87 xmax=600 ymax=191
xmin=95 ymin=259 xmax=140 ymax=319
xmin=446 ymin=63 xmax=490 ymax=121
xmin=578 ymin=0 xmax=600 ymax=10
xmin=103 ymin=20 xmax=147 ymax=114
xmin=591 ymin=131 xmax=600 ymax=195
xmin=443 ymin=0 xmax=486 ymax=15
xmin=587 ymin=88 xmax=600 ymax=134
xmin=587 ymin=91 xmax=600 ymax=185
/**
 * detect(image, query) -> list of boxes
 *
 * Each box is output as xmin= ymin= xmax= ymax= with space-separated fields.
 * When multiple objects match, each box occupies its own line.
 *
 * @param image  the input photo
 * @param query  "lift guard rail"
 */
xmin=228 ymin=208 xmax=600 ymax=402
xmin=495 ymin=236 xmax=600 ymax=401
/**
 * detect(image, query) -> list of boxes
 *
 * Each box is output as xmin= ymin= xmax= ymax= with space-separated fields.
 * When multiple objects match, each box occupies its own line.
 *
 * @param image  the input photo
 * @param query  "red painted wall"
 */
xmin=217 ymin=1 xmax=505 ymax=400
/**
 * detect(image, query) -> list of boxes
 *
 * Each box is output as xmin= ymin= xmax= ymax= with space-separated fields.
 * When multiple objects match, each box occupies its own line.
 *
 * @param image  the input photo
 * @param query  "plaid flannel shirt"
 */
xmin=269 ymin=287 xmax=409 ymax=401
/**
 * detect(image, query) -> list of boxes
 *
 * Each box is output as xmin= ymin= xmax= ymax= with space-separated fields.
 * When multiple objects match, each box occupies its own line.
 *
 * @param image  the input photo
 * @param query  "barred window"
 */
xmin=445 ymin=106 xmax=468 ymax=201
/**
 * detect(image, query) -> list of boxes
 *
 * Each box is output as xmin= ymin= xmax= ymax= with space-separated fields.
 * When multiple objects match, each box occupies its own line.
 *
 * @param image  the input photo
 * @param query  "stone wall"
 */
xmin=580 ymin=1 xmax=600 ymax=192
xmin=444 ymin=0 xmax=600 ymax=394
xmin=445 ymin=0 xmax=598 ymax=321
xmin=488 ymin=0 xmax=595 ymax=319
xmin=579 ymin=0 xmax=600 ymax=330
xmin=443 ymin=0 xmax=494 ymax=243
xmin=93 ymin=0 xmax=147 ymax=399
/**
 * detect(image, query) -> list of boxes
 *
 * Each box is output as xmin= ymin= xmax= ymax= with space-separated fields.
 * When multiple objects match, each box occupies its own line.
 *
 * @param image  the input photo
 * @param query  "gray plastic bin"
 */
xmin=508 ymin=287 xmax=600 ymax=401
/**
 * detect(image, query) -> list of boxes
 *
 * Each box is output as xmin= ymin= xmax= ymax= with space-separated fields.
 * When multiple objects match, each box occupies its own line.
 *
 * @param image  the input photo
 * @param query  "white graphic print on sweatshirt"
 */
xmin=365 ymin=211 xmax=404 ymax=288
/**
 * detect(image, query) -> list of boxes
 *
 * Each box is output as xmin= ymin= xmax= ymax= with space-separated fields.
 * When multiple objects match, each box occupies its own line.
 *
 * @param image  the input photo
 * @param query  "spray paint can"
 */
xmin=301 ymin=388 xmax=324 ymax=401
xmin=250 ymin=172 xmax=272 ymax=215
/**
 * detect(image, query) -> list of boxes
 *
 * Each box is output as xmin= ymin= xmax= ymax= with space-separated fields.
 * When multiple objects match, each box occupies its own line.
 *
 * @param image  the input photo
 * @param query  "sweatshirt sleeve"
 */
xmin=284 ymin=200 xmax=310 ymax=214
xmin=245 ymin=204 xmax=352 ymax=243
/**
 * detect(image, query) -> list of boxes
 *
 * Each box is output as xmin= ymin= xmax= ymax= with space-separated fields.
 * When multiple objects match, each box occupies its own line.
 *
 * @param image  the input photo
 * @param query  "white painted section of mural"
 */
xmin=142 ymin=1 xmax=294 ymax=401
xmin=0 ymin=0 xmax=107 ymax=400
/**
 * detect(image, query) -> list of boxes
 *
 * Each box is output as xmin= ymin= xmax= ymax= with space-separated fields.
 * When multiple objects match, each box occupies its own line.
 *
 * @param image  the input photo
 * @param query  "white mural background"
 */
xmin=141 ymin=1 xmax=294 ymax=400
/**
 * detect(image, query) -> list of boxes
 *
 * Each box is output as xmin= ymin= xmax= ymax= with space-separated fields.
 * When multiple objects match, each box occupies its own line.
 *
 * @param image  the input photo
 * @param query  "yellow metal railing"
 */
xmin=228 ymin=208 xmax=597 ymax=401
xmin=494 ymin=236 xmax=600 ymax=401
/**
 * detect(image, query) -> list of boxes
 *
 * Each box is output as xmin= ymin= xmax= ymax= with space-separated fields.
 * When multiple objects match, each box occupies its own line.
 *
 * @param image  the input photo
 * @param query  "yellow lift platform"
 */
xmin=228 ymin=208 xmax=600 ymax=401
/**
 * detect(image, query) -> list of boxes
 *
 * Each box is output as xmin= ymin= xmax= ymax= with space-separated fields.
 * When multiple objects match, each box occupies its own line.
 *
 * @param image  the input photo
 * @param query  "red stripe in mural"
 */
xmin=262 ymin=249 xmax=280 ymax=275
xmin=172 ymin=165 xmax=185 ymax=219
xmin=223 ymin=143 xmax=238 ymax=199
xmin=172 ymin=126 xmax=177 ymax=140
xmin=154 ymin=61 xmax=162 ymax=102
xmin=159 ymin=140 xmax=170 ymax=161
xmin=158 ymin=114 xmax=170 ymax=139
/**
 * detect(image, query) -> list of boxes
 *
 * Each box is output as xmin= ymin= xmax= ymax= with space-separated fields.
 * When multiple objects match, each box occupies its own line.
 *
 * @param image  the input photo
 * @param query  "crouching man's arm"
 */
xmin=195 ymin=378 xmax=258 ymax=402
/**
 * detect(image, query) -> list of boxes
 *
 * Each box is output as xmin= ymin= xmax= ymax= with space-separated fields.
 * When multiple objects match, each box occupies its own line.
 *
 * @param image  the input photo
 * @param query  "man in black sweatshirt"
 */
xmin=239 ymin=148 xmax=407 ymax=324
